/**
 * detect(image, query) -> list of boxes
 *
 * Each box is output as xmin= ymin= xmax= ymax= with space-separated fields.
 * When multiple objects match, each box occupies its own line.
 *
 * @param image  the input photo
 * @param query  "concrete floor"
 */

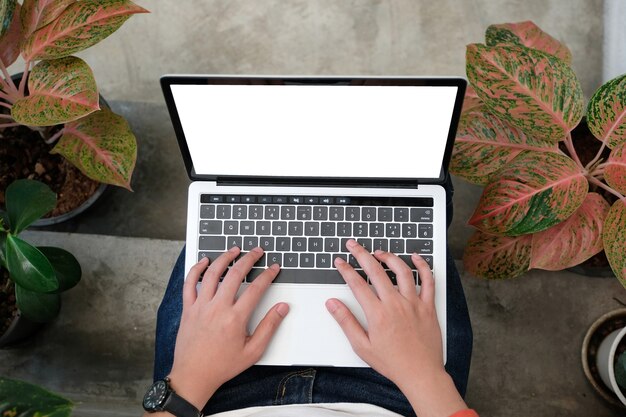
xmin=1 ymin=101 xmax=625 ymax=416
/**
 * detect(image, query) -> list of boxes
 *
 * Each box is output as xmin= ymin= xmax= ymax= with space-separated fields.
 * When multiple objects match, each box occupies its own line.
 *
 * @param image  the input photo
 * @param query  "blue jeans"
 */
xmin=154 ymin=178 xmax=472 ymax=417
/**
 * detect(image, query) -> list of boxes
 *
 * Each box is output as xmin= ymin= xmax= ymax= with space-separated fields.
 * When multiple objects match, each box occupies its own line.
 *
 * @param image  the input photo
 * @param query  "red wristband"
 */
xmin=448 ymin=409 xmax=479 ymax=417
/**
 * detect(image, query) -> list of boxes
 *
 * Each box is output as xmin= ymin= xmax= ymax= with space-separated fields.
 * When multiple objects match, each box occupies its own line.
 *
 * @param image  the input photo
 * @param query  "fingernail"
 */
xmin=326 ymin=299 xmax=339 ymax=313
xmin=270 ymin=263 xmax=280 ymax=271
xmin=374 ymin=249 xmax=384 ymax=256
xmin=229 ymin=246 xmax=240 ymax=252
xmin=334 ymin=257 xmax=346 ymax=265
xmin=253 ymin=246 xmax=264 ymax=253
xmin=276 ymin=303 xmax=289 ymax=317
xmin=199 ymin=257 xmax=209 ymax=264
xmin=346 ymin=239 xmax=357 ymax=248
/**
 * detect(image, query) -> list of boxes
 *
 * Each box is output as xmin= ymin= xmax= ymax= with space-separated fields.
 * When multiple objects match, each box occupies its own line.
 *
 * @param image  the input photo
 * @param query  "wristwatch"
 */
xmin=143 ymin=377 xmax=203 ymax=417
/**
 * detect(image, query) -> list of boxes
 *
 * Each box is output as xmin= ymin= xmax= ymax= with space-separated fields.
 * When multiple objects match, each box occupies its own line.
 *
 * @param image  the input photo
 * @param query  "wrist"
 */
xmin=167 ymin=370 xmax=219 ymax=411
xmin=398 ymin=369 xmax=467 ymax=417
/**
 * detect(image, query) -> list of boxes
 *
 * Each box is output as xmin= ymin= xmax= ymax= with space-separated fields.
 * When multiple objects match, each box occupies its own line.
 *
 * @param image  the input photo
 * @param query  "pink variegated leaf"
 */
xmin=466 ymin=43 xmax=584 ymax=143
xmin=1 ymin=0 xmax=16 ymax=38
xmin=20 ymin=0 xmax=75 ymax=37
xmin=11 ymin=56 xmax=99 ymax=126
xmin=605 ymin=141 xmax=626 ymax=194
xmin=603 ymin=199 xmax=626 ymax=289
xmin=463 ymin=230 xmax=532 ymax=279
xmin=51 ymin=108 xmax=137 ymax=190
xmin=586 ymin=74 xmax=626 ymax=149
xmin=469 ymin=151 xmax=588 ymax=236
xmin=462 ymin=84 xmax=483 ymax=114
xmin=21 ymin=0 xmax=148 ymax=61
xmin=451 ymin=105 xmax=557 ymax=185
xmin=530 ymin=192 xmax=610 ymax=270
xmin=0 ymin=1 xmax=22 ymax=67
xmin=486 ymin=21 xmax=572 ymax=64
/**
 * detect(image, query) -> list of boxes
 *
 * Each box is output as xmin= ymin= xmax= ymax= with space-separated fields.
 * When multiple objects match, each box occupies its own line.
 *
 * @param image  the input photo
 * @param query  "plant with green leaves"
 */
xmin=0 ymin=0 xmax=148 ymax=189
xmin=0 ymin=377 xmax=73 ymax=417
xmin=0 ymin=179 xmax=81 ymax=323
xmin=451 ymin=21 xmax=626 ymax=287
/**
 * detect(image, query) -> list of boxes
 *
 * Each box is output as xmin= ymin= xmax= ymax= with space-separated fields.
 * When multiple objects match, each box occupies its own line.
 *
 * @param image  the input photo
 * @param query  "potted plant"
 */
xmin=0 ymin=377 xmax=73 ymax=416
xmin=582 ymin=308 xmax=626 ymax=409
xmin=0 ymin=0 xmax=148 ymax=223
xmin=450 ymin=21 xmax=626 ymax=287
xmin=0 ymin=179 xmax=81 ymax=347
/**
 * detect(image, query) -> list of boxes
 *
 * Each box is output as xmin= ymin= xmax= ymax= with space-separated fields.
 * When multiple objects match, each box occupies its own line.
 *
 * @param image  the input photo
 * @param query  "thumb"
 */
xmin=246 ymin=303 xmax=289 ymax=360
xmin=326 ymin=299 xmax=369 ymax=354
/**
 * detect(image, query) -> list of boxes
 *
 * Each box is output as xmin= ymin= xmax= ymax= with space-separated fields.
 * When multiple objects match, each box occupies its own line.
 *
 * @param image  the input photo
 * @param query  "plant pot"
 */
xmin=582 ymin=308 xmax=626 ymax=409
xmin=0 ymin=313 xmax=43 ymax=348
xmin=0 ymin=73 xmax=109 ymax=224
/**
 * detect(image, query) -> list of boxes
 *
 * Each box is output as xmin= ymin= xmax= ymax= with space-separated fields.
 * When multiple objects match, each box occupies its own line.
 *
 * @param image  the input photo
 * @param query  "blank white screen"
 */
xmin=171 ymin=84 xmax=458 ymax=179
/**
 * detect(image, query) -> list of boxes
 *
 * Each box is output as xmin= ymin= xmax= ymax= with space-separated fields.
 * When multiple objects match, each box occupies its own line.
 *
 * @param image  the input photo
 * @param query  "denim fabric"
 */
xmin=153 ymin=176 xmax=473 ymax=417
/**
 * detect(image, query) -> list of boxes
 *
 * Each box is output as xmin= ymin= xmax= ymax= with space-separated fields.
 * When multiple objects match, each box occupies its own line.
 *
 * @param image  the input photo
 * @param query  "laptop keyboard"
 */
xmin=198 ymin=195 xmax=434 ymax=285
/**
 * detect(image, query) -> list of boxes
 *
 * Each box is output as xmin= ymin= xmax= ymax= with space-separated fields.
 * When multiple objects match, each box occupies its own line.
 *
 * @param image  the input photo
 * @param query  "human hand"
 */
xmin=326 ymin=239 xmax=467 ymax=417
xmin=167 ymin=247 xmax=289 ymax=410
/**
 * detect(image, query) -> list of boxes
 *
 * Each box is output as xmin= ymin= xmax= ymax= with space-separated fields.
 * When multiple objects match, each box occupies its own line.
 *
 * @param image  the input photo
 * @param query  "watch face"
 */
xmin=143 ymin=380 xmax=168 ymax=411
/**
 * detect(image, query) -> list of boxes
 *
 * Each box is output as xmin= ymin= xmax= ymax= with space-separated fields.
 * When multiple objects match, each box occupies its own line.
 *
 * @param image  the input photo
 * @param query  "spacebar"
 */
xmin=274 ymin=268 xmax=345 ymax=284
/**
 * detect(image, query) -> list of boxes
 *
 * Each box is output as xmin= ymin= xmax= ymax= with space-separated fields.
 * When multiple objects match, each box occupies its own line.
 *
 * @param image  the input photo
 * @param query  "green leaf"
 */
xmin=38 ymin=246 xmax=81 ymax=293
xmin=21 ymin=0 xmax=148 ymax=61
xmin=15 ymin=283 xmax=61 ymax=322
xmin=0 ymin=377 xmax=73 ymax=417
xmin=11 ymin=56 xmax=99 ymax=127
xmin=468 ymin=151 xmax=588 ymax=236
xmin=5 ymin=235 xmax=58 ymax=293
xmin=485 ymin=21 xmax=572 ymax=64
xmin=605 ymin=141 xmax=626 ymax=195
xmin=51 ymin=108 xmax=137 ymax=190
xmin=586 ymin=73 xmax=626 ymax=149
xmin=603 ymin=199 xmax=626 ymax=289
xmin=463 ymin=230 xmax=532 ymax=279
xmin=0 ymin=0 xmax=16 ymax=38
xmin=466 ymin=43 xmax=584 ymax=143
xmin=616 ymin=352 xmax=626 ymax=390
xmin=451 ymin=105 xmax=557 ymax=185
xmin=6 ymin=179 xmax=56 ymax=234
xmin=529 ymin=192 xmax=610 ymax=270
xmin=0 ymin=0 xmax=22 ymax=67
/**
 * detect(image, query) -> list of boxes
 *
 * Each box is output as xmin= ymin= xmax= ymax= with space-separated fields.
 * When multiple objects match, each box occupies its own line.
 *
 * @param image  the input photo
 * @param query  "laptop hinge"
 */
xmin=215 ymin=177 xmax=420 ymax=189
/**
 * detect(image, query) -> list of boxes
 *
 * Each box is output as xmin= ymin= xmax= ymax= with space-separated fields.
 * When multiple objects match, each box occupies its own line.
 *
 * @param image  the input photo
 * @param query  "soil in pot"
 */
xmin=0 ymin=268 xmax=17 ymax=337
xmin=0 ymin=119 xmax=100 ymax=219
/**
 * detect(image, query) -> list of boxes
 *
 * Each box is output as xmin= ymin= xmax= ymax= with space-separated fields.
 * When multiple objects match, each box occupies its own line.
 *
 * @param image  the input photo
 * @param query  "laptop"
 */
xmin=161 ymin=76 xmax=466 ymax=367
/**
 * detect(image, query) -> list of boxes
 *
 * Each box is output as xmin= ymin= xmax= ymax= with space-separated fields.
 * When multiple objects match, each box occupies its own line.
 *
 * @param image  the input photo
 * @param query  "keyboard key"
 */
xmin=316 ymin=253 xmax=332 ymax=268
xmin=292 ymin=237 xmax=307 ymax=251
xmin=259 ymin=196 xmax=273 ymax=203
xmin=373 ymin=239 xmax=388 ymax=251
xmin=309 ymin=238 xmax=324 ymax=252
xmin=418 ymin=224 xmax=433 ymax=238
xmin=362 ymin=207 xmax=376 ymax=221
xmin=217 ymin=205 xmax=231 ymax=219
xmin=273 ymin=196 xmax=287 ymax=203
xmin=411 ymin=208 xmax=433 ymax=222
xmin=402 ymin=223 xmax=417 ymax=238
xmin=325 ymin=238 xmax=340 ymax=252
xmin=354 ymin=222 xmax=368 ymax=237
xmin=226 ymin=196 xmax=240 ymax=203
xmin=233 ymin=205 xmax=247 ymax=219
xmin=265 ymin=206 xmax=279 ymax=220
xmin=243 ymin=236 xmax=259 ymax=250
xmin=321 ymin=222 xmax=336 ymax=236
xmin=283 ymin=253 xmax=299 ymax=267
xmin=206 ymin=195 xmax=222 ymax=203
xmin=240 ymin=221 xmax=254 ymax=235
xmin=337 ymin=197 xmax=350 ymax=204
xmin=256 ymin=221 xmax=271 ymax=235
xmin=399 ymin=255 xmax=413 ymax=269
xmin=245 ymin=268 xmax=266 ymax=282
xmin=329 ymin=207 xmax=344 ymax=221
xmin=200 ymin=205 xmax=215 ymax=219
xmin=199 ymin=236 xmax=225 ymax=250
xmin=390 ymin=239 xmax=404 ymax=253
xmin=421 ymin=255 xmax=434 ymax=269
xmin=346 ymin=207 xmax=360 ymax=221
xmin=226 ymin=236 xmax=242 ymax=249
xmin=386 ymin=223 xmax=401 ymax=237
xmin=267 ymin=252 xmax=282 ymax=266
xmin=200 ymin=220 xmax=221 ymax=235
xmin=341 ymin=238 xmax=351 ymax=252
xmin=305 ymin=222 xmax=320 ymax=236
xmin=406 ymin=239 xmax=433 ymax=254
xmin=369 ymin=223 xmax=384 ymax=237
xmin=378 ymin=208 xmax=392 ymax=221
xmin=348 ymin=255 xmax=360 ymax=268
xmin=254 ymin=254 xmax=267 ymax=267
xmin=320 ymin=197 xmax=334 ymax=204
xmin=290 ymin=196 xmax=304 ymax=204
xmin=337 ymin=222 xmax=352 ymax=236
xmin=357 ymin=238 xmax=372 ymax=252
xmin=260 ymin=237 xmax=274 ymax=251
xmin=297 ymin=206 xmax=312 ymax=220
xmin=276 ymin=237 xmax=291 ymax=251
xmin=272 ymin=221 xmax=288 ymax=235
xmin=242 ymin=196 xmax=256 ymax=203
xmin=394 ymin=208 xmax=409 ymax=222
xmin=385 ymin=270 xmax=397 ymax=285
xmin=305 ymin=197 xmax=319 ymax=204
xmin=249 ymin=205 xmax=263 ymax=219
xmin=289 ymin=222 xmax=304 ymax=236
xmin=198 ymin=251 xmax=220 ymax=262
xmin=273 ymin=269 xmax=344 ymax=284
xmin=224 ymin=221 xmax=238 ymax=235
xmin=281 ymin=206 xmax=296 ymax=220
xmin=300 ymin=253 xmax=315 ymax=268
xmin=313 ymin=206 xmax=328 ymax=220
xmin=332 ymin=253 xmax=348 ymax=265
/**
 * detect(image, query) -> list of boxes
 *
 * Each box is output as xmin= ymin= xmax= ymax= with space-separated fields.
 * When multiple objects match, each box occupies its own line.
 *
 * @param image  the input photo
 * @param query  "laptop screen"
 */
xmin=164 ymin=77 xmax=464 ymax=182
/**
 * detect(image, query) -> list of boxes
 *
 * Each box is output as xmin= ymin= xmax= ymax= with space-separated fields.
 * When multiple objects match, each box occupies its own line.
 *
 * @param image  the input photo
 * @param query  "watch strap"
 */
xmin=163 ymin=388 xmax=203 ymax=417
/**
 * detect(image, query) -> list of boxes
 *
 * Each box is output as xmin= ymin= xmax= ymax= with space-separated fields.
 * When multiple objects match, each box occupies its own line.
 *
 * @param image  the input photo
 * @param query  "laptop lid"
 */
xmin=161 ymin=76 xmax=466 ymax=187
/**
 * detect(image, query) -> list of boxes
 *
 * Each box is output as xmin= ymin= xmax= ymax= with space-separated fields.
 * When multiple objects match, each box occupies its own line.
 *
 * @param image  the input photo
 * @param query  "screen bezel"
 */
xmin=160 ymin=75 xmax=466 ymax=186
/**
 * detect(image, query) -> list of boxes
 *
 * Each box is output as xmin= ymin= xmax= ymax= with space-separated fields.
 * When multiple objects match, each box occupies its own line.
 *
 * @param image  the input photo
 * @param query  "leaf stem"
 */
xmin=587 ymin=176 xmax=625 ymax=200
xmin=0 ymin=58 xmax=18 ymax=94
xmin=18 ymin=60 xmax=31 ymax=96
xmin=564 ymin=132 xmax=584 ymax=168
xmin=0 ymin=114 xmax=14 ymax=120
xmin=0 ymin=122 xmax=20 ymax=129
xmin=0 ymin=101 xmax=12 ymax=110
xmin=45 ymin=128 xmax=65 ymax=145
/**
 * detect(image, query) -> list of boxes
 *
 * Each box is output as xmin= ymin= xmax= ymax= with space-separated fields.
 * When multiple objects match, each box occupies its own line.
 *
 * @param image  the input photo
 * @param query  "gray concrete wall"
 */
xmin=7 ymin=0 xmax=602 ymax=103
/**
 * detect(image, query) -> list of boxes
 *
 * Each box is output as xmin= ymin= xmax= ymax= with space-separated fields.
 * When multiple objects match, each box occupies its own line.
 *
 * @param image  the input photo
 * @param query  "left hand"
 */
xmin=167 ymin=246 xmax=289 ymax=410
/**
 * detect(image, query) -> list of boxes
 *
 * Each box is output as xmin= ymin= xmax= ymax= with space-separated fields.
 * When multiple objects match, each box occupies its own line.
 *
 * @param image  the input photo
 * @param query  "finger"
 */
xmin=374 ymin=250 xmax=418 ymax=299
xmin=216 ymin=247 xmax=264 ymax=302
xmin=412 ymin=253 xmax=435 ymax=304
xmin=346 ymin=239 xmax=394 ymax=299
xmin=199 ymin=246 xmax=241 ymax=301
xmin=326 ymin=298 xmax=369 ymax=357
xmin=335 ymin=256 xmax=379 ymax=313
xmin=183 ymin=257 xmax=208 ymax=308
xmin=245 ymin=302 xmax=289 ymax=362
xmin=235 ymin=263 xmax=281 ymax=320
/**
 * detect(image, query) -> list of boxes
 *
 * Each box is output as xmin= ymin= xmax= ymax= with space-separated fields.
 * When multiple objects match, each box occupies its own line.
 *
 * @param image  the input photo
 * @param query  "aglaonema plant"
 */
xmin=0 ymin=0 xmax=148 ymax=189
xmin=450 ymin=21 xmax=626 ymax=287
xmin=0 ymin=377 xmax=73 ymax=417
xmin=0 ymin=179 xmax=81 ymax=322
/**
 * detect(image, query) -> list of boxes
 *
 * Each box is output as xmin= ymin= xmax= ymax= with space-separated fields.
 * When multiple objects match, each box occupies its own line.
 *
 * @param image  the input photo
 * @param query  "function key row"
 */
xmin=201 ymin=195 xmax=434 ymax=207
